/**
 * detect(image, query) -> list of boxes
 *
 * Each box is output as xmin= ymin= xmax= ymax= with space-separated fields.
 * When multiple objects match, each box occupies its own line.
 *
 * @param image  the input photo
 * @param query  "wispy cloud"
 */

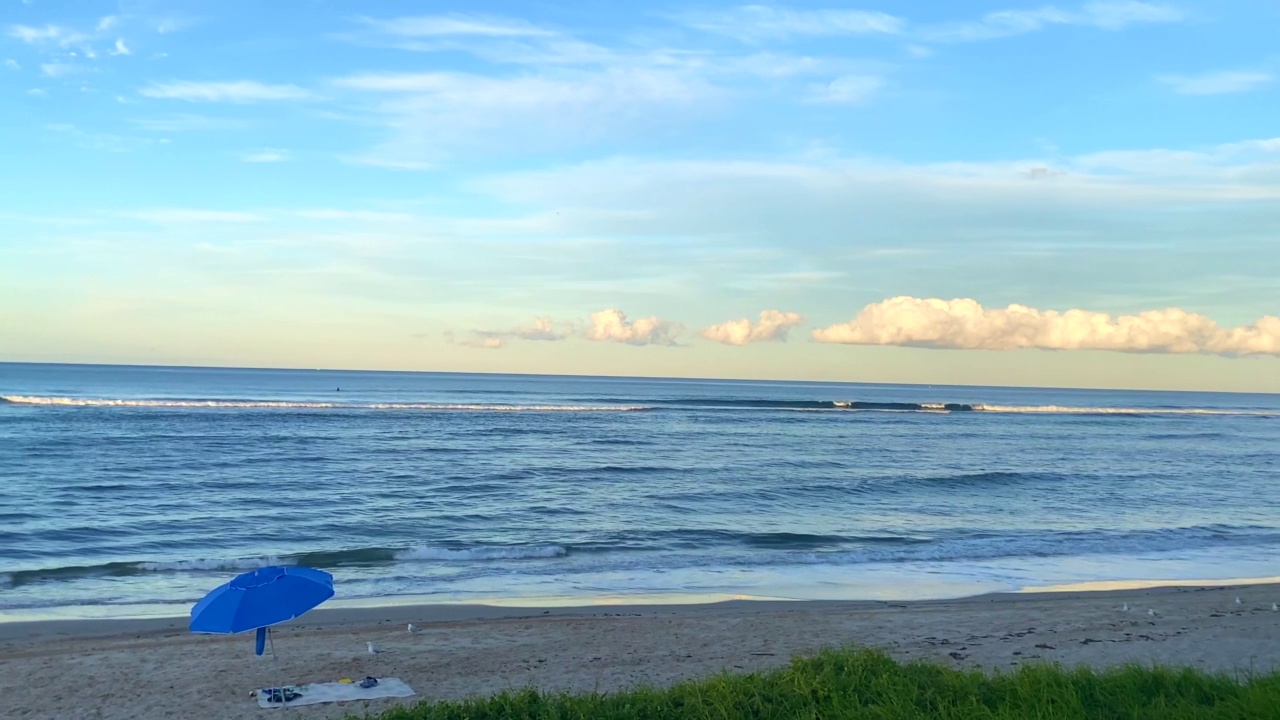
xmin=703 ymin=310 xmax=804 ymax=345
xmin=129 ymin=114 xmax=250 ymax=132
xmin=332 ymin=69 xmax=711 ymax=166
xmin=922 ymin=1 xmax=1184 ymax=43
xmin=462 ymin=317 xmax=576 ymax=348
xmin=46 ymin=123 xmax=152 ymax=152
xmin=3 ymin=58 xmax=19 ymax=70
xmin=360 ymin=14 xmax=555 ymax=38
xmin=812 ymin=297 xmax=1280 ymax=357
xmin=294 ymin=209 xmax=416 ymax=222
xmin=444 ymin=331 xmax=505 ymax=349
xmin=586 ymin=309 xmax=683 ymax=346
xmin=807 ymin=74 xmax=884 ymax=104
xmin=1160 ymin=70 xmax=1273 ymax=96
xmin=241 ymin=148 xmax=289 ymax=163
xmin=124 ymin=209 xmax=263 ymax=223
xmin=110 ymin=38 xmax=131 ymax=56
xmin=140 ymin=80 xmax=314 ymax=103
xmin=8 ymin=24 xmax=89 ymax=47
xmin=96 ymin=16 xmax=118 ymax=32
xmin=678 ymin=5 xmax=904 ymax=42
xmin=40 ymin=62 xmax=88 ymax=77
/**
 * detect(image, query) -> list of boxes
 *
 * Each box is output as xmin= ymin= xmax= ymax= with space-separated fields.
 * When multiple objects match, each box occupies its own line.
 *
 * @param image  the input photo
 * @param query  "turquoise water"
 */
xmin=2 ymin=363 xmax=1278 ymax=619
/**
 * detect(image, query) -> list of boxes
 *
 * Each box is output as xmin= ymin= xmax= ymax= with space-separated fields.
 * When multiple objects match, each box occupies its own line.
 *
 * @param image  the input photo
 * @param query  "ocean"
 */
xmin=1 ymin=362 xmax=1278 ymax=621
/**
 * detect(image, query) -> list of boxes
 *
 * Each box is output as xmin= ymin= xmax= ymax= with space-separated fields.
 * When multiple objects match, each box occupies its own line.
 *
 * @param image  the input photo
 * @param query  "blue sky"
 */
xmin=2 ymin=1 xmax=1278 ymax=391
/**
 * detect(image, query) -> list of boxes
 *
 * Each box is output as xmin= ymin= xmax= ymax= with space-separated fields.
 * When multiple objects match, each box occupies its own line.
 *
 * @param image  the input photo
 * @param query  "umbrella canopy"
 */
xmin=190 ymin=566 xmax=333 ymax=635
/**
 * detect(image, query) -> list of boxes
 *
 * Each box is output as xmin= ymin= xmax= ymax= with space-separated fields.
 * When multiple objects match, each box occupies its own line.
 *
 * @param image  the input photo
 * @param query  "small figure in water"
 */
xmin=336 ymin=387 xmax=341 ymax=392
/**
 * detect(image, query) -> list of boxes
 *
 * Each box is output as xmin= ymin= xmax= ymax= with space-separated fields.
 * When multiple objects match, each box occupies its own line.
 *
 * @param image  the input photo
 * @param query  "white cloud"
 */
xmin=45 ymin=123 xmax=150 ymax=152
xmin=40 ymin=62 xmax=87 ymax=77
xmin=922 ymin=1 xmax=1183 ymax=43
xmin=702 ymin=310 xmax=804 ymax=345
xmin=140 ymin=80 xmax=314 ymax=103
xmin=111 ymin=38 xmax=131 ymax=56
xmin=295 ymin=210 xmax=416 ymax=222
xmin=3 ymin=58 xmax=18 ymax=70
xmin=586 ymin=309 xmax=682 ymax=346
xmin=445 ymin=331 xmax=505 ymax=349
xmin=507 ymin=317 xmax=573 ymax=341
xmin=8 ymin=24 xmax=88 ymax=47
xmin=241 ymin=148 xmax=289 ymax=163
xmin=1160 ymin=71 xmax=1273 ymax=96
xmin=812 ymin=297 xmax=1280 ymax=357
xmin=361 ymin=14 xmax=555 ymax=37
xmin=27 ymin=88 xmax=47 ymax=97
xmin=808 ymin=74 xmax=883 ymax=104
xmin=129 ymin=114 xmax=249 ymax=132
xmin=124 ymin=209 xmax=263 ymax=223
xmin=332 ymin=69 xmax=711 ymax=165
xmin=97 ymin=16 xmax=118 ymax=32
xmin=679 ymin=6 xmax=904 ymax=41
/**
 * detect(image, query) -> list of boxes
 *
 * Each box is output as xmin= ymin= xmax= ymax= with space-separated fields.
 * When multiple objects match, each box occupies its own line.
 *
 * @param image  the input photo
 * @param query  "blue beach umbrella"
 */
xmin=191 ymin=566 xmax=334 ymax=705
xmin=191 ymin=566 xmax=334 ymax=644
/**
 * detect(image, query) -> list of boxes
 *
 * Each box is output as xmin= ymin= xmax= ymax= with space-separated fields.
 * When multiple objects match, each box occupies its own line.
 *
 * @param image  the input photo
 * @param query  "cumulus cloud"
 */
xmin=812 ymin=297 xmax=1280 ymax=357
xmin=702 ymin=310 xmax=804 ymax=345
xmin=586 ymin=309 xmax=682 ymax=346
xmin=111 ymin=38 xmax=131 ymax=56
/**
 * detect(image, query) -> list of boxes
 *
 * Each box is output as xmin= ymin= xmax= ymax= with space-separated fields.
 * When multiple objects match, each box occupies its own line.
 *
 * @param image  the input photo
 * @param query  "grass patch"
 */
xmin=359 ymin=648 xmax=1280 ymax=719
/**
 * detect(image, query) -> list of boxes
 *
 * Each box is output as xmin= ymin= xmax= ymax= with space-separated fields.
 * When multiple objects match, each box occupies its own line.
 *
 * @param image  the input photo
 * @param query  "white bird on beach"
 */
xmin=367 ymin=641 xmax=381 ymax=655
xmin=1122 ymin=602 xmax=1129 ymax=612
xmin=1272 ymin=603 xmax=1278 ymax=612
xmin=1148 ymin=609 xmax=1157 ymax=617
xmin=1235 ymin=596 xmax=1242 ymax=605
xmin=407 ymin=623 xmax=417 ymax=634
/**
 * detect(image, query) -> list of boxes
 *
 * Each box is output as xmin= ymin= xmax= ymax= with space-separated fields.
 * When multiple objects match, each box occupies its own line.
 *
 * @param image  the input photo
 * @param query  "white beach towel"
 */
xmin=255 ymin=677 xmax=416 ymax=709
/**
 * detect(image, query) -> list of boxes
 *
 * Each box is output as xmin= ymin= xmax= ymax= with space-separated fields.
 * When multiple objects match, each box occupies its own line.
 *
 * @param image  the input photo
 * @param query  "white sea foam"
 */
xmin=396 ymin=545 xmax=567 ymax=561
xmin=973 ymin=404 xmax=1267 ymax=415
xmin=136 ymin=557 xmax=284 ymax=572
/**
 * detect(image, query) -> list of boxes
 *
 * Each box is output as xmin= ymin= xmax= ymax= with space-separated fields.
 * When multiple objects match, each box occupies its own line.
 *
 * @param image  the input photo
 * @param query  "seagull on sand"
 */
xmin=407 ymin=623 xmax=417 ymax=634
xmin=1235 ymin=596 xmax=1242 ymax=605
xmin=1272 ymin=603 xmax=1278 ymax=611
xmin=1148 ymin=609 xmax=1157 ymax=617
xmin=367 ymin=641 xmax=381 ymax=655
xmin=1122 ymin=602 xmax=1129 ymax=612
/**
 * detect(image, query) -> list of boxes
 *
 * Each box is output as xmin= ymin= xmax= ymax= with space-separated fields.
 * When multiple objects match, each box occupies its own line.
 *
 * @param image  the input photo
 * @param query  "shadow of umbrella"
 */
xmin=190 ymin=566 xmax=334 ymax=708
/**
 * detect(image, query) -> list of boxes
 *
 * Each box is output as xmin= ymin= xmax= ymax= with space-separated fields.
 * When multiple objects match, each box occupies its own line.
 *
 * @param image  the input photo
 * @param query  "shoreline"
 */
xmin=3 ymin=581 xmax=1278 ymax=719
xmin=3 ymin=578 xmax=1278 ymax=641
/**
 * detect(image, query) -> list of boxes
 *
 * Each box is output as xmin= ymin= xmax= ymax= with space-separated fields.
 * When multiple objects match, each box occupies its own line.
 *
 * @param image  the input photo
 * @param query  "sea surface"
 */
xmin=2 ymin=363 xmax=1278 ymax=621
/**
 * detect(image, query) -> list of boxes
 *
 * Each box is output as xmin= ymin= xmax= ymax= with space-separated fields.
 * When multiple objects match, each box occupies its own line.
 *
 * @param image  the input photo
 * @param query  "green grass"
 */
xmin=358 ymin=648 xmax=1280 ymax=720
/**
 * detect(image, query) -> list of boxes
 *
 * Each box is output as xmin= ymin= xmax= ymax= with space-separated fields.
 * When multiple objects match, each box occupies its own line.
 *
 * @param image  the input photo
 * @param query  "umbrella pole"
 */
xmin=268 ymin=627 xmax=287 ymax=711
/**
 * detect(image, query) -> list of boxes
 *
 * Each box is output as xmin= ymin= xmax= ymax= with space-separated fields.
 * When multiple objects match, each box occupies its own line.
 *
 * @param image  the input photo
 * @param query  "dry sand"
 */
xmin=2 ymin=583 xmax=1279 ymax=719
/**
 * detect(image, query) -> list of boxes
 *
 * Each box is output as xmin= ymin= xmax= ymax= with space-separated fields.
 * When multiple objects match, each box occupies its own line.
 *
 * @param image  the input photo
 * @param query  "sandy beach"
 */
xmin=2 ymin=583 xmax=1279 ymax=719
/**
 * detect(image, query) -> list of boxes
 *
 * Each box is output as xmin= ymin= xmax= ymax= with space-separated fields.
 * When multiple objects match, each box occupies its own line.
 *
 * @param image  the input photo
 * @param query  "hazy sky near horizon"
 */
xmin=2 ymin=1 xmax=1278 ymax=392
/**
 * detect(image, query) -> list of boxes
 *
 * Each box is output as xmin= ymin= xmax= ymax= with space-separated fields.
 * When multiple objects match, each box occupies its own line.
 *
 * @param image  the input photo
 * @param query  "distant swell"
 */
xmin=2 ymin=545 xmax=570 ymax=588
xmin=0 ymin=396 xmax=646 ymax=412
xmin=3 ymin=395 xmax=1269 ymax=416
